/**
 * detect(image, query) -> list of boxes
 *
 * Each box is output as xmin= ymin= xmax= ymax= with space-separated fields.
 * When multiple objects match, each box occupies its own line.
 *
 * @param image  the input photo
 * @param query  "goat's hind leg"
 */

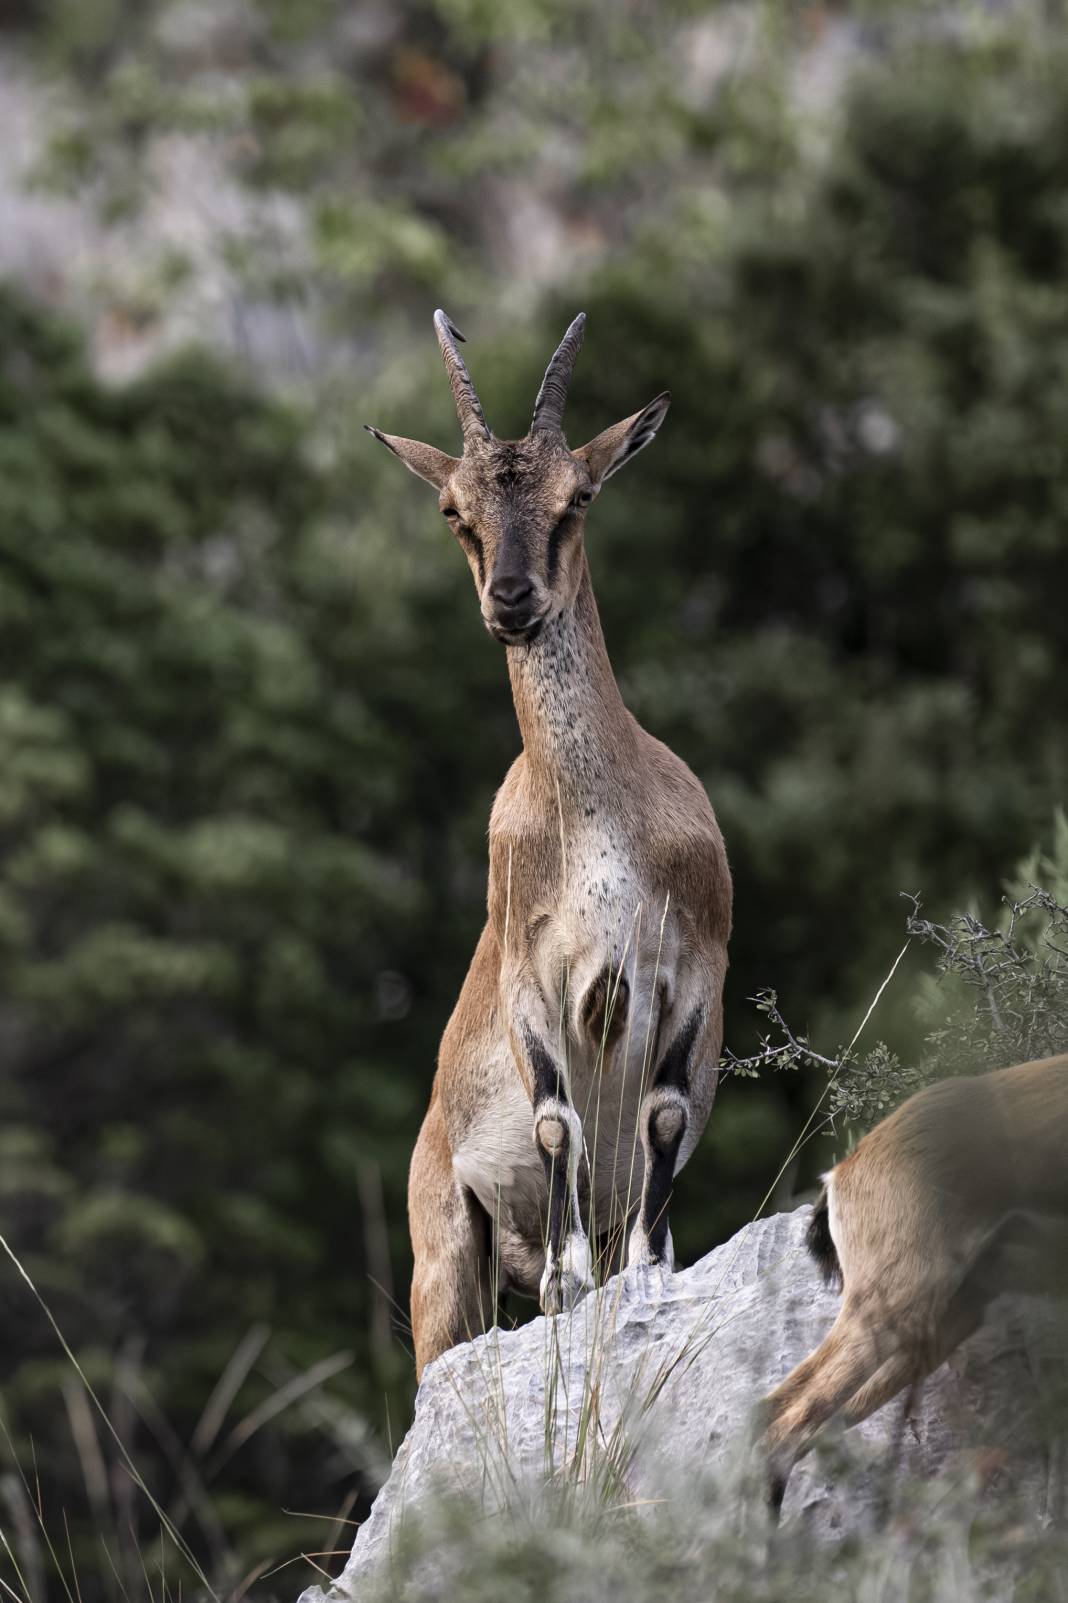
xmin=758 ymin=1279 xmax=984 ymax=1518
xmin=409 ymin=1096 xmax=495 ymax=1380
xmin=840 ymin=1289 xmax=983 ymax=1431
xmin=757 ymin=1299 xmax=891 ymax=1518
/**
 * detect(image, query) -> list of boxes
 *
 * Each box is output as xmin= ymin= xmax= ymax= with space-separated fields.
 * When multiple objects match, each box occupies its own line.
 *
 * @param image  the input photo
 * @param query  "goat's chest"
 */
xmin=527 ymin=813 xmax=678 ymax=1060
xmin=567 ymin=811 xmax=644 ymax=926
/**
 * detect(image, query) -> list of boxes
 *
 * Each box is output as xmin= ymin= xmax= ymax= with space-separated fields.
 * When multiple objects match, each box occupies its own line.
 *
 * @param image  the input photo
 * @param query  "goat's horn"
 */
xmin=531 ymin=313 xmax=586 ymax=434
xmin=434 ymin=309 xmax=491 ymax=445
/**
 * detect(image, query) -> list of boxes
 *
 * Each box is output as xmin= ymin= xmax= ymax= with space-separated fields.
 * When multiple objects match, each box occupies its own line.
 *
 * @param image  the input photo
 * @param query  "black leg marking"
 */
xmin=523 ymin=1022 xmax=565 ymax=1106
xmin=655 ymin=1006 xmax=702 ymax=1093
xmin=634 ymin=1006 xmax=704 ymax=1264
xmin=523 ymin=1024 xmax=576 ymax=1269
xmin=537 ymin=1107 xmax=572 ymax=1259
xmin=642 ymin=1098 xmax=687 ymax=1260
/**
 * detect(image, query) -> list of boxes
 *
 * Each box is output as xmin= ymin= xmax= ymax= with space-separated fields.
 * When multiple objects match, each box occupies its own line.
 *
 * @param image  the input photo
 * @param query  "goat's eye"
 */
xmin=571 ymin=490 xmax=593 ymax=511
xmin=443 ymin=506 xmax=476 ymax=535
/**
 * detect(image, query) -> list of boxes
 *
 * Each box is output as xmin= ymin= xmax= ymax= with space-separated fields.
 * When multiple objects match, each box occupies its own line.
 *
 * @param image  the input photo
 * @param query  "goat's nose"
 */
xmin=489 ymin=574 xmax=533 ymax=609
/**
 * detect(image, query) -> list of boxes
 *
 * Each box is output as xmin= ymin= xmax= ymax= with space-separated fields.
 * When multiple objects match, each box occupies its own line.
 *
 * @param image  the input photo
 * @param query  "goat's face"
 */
xmin=367 ymin=312 xmax=669 ymax=647
xmin=435 ymin=433 xmax=593 ymax=644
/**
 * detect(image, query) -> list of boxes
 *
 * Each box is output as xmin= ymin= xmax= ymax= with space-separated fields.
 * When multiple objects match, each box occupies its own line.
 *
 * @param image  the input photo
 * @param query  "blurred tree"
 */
xmin=0 ymin=288 xmax=429 ymax=1584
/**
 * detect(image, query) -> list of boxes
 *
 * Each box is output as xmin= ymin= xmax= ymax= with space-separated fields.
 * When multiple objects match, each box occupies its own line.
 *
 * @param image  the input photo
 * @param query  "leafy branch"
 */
xmin=720 ymin=988 xmax=844 ymax=1080
xmin=724 ymin=884 xmax=1068 ymax=1133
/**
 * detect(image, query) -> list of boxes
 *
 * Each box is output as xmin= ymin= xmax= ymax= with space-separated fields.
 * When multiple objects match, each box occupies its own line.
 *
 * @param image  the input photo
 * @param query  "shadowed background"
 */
xmin=0 ymin=1 xmax=1066 ymax=1595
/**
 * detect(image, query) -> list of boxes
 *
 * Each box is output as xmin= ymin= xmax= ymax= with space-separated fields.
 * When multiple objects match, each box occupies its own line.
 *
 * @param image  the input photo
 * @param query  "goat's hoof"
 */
xmin=627 ymin=1222 xmax=675 ymax=1271
xmin=540 ymin=1232 xmax=595 ymax=1316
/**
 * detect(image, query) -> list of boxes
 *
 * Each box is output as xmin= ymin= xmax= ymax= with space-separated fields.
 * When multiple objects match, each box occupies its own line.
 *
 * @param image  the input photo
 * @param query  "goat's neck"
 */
xmin=507 ymin=556 xmax=636 ymax=810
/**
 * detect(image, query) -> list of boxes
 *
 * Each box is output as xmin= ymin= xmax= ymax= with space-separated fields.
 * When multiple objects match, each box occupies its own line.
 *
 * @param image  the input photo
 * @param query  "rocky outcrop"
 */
xmin=300 ymin=1206 xmax=1063 ymax=1602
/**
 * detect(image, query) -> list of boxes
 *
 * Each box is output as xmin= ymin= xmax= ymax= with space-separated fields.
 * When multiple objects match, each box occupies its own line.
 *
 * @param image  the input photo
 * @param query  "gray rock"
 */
xmin=299 ymin=1206 xmax=1064 ymax=1602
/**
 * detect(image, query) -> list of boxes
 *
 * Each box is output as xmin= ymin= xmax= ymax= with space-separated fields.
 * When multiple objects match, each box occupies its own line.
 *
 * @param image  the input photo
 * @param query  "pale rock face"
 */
xmin=298 ymin=1207 xmax=1063 ymax=1603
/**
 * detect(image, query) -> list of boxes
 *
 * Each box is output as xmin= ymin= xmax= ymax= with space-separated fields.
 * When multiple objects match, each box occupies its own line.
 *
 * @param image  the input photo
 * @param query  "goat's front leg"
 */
xmin=628 ymin=999 xmax=718 ymax=1270
xmin=508 ymin=982 xmax=594 ymax=1317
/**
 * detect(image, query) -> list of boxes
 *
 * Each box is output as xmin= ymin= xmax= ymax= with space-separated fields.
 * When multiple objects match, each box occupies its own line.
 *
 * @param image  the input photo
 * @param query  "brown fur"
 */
xmin=372 ymin=314 xmax=732 ymax=1377
xmin=758 ymin=1054 xmax=1068 ymax=1511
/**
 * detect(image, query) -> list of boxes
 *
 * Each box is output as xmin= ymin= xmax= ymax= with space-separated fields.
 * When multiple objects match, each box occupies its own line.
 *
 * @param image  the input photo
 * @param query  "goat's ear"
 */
xmin=365 ymin=426 xmax=458 ymax=490
xmin=573 ymin=391 xmax=670 ymax=486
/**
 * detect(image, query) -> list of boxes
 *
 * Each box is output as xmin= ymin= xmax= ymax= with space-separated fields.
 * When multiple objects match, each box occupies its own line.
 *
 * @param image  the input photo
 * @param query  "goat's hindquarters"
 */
xmin=409 ymin=1094 xmax=495 ymax=1380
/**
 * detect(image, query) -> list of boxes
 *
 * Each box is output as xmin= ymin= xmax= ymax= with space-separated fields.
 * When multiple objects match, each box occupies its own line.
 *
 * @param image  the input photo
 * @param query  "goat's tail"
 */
xmin=806 ymin=1183 xmax=842 ymax=1287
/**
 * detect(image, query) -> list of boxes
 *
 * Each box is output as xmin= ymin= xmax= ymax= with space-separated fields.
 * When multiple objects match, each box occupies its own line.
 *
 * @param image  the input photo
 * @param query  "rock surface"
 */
xmin=300 ymin=1206 xmax=1063 ymax=1602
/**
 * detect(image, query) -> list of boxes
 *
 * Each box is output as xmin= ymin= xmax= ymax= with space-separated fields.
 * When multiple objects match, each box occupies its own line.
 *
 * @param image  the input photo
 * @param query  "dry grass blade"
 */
xmin=118 ymin=1371 xmax=232 ymax=1574
xmin=209 ymin=1352 xmax=354 ymax=1475
xmin=259 ymin=1350 xmax=390 ymax=1489
xmin=0 ymin=1232 xmax=220 ymax=1601
xmin=0 ymin=1423 xmax=76 ymax=1603
xmin=98 ymin=1535 xmax=133 ymax=1603
xmin=0 ymin=1470 xmax=41 ymax=1603
xmin=230 ymin=1555 xmax=274 ymax=1601
xmin=281 ymin=1508 xmax=360 ymax=1526
xmin=190 ymin=1325 xmax=270 ymax=1459
xmin=62 ymin=1383 xmax=112 ymax=1542
xmin=323 ymin=1489 xmax=359 ymax=1585
xmin=0 ymin=1566 xmax=30 ymax=1603
xmin=0 ymin=1514 xmax=33 ymax=1603
xmin=62 ymin=1510 xmax=84 ymax=1603
xmin=255 ymin=1547 xmax=350 ymax=1585
xmin=131 ymin=1518 xmax=159 ymax=1603
xmin=293 ymin=1553 xmax=336 ymax=1584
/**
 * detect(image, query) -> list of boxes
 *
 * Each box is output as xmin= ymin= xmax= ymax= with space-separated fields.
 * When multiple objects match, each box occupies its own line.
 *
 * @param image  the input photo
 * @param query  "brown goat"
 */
xmin=758 ymin=1053 xmax=1068 ymax=1513
xmin=368 ymin=312 xmax=731 ymax=1376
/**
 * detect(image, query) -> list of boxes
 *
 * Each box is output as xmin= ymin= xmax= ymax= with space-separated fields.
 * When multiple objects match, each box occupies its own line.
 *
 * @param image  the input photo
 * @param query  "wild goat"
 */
xmin=368 ymin=311 xmax=731 ymax=1377
xmin=758 ymin=1053 xmax=1068 ymax=1513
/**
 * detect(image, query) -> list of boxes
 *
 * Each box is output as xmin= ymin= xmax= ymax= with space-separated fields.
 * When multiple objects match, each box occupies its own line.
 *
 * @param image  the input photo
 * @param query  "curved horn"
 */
xmin=434 ymin=309 xmax=490 ymax=446
xmin=531 ymin=312 xmax=587 ymax=434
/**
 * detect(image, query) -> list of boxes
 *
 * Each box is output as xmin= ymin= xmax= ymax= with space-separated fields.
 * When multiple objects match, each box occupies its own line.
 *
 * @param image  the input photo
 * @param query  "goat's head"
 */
xmin=367 ymin=311 xmax=670 ymax=646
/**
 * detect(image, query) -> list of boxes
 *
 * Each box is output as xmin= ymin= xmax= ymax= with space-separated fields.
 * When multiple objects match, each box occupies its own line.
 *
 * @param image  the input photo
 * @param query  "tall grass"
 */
xmin=0 ymin=1254 xmax=379 ymax=1603
xmin=3 ymin=862 xmax=1065 ymax=1602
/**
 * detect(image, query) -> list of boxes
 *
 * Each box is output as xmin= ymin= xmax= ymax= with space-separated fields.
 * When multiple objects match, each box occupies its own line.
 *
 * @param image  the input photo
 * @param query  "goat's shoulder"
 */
xmin=485 ymin=754 xmax=562 ymax=929
xmin=632 ymin=727 xmax=720 ymax=831
xmin=439 ymin=922 xmax=502 ymax=1061
xmin=629 ymin=729 xmax=731 ymax=933
xmin=489 ymin=751 xmax=534 ymax=834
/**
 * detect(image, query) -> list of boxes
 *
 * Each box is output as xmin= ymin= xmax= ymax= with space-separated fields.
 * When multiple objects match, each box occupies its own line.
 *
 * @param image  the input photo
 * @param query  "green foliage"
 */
xmin=0 ymin=286 xmax=428 ymax=1591
xmin=821 ymin=1039 xmax=922 ymax=1133
xmin=839 ymin=818 xmax=1068 ymax=1131
xmin=913 ymin=894 xmax=1068 ymax=1069
xmin=730 ymin=832 xmax=1068 ymax=1135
